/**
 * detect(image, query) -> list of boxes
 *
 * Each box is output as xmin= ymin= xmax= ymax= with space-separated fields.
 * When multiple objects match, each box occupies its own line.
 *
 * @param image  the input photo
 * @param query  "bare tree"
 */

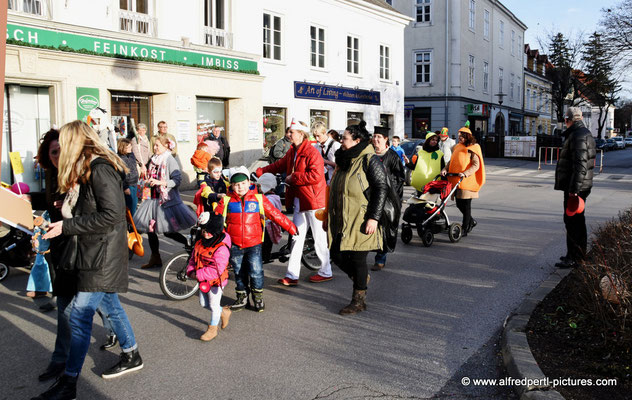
xmin=600 ymin=0 xmax=632 ymax=63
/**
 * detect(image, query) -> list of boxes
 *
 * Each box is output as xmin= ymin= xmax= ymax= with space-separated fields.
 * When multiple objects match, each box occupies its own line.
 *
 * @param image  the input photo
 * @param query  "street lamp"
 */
xmin=495 ymin=92 xmax=505 ymax=106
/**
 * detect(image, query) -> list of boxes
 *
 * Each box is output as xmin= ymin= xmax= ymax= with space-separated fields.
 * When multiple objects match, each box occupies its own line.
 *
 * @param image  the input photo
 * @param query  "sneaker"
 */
xmin=555 ymin=259 xmax=577 ymax=269
xmin=278 ymin=277 xmax=298 ymax=286
xmin=230 ymin=291 xmax=249 ymax=311
xmin=101 ymin=350 xmax=143 ymax=380
xmin=31 ymin=374 xmax=77 ymax=400
xmin=99 ymin=334 xmax=118 ymax=351
xmin=308 ymin=274 xmax=332 ymax=283
xmin=38 ymin=362 xmax=66 ymax=382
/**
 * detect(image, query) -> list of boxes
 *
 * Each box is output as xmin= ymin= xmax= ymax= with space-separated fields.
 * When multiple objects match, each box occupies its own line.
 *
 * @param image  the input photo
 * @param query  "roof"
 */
xmin=361 ymin=0 xmax=399 ymax=13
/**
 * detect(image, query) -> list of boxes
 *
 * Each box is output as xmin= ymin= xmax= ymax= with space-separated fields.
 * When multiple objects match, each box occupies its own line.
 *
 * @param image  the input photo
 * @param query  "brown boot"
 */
xmin=371 ymin=263 xmax=384 ymax=271
xmin=200 ymin=325 xmax=218 ymax=342
xmin=141 ymin=253 xmax=162 ymax=269
xmin=339 ymin=290 xmax=367 ymax=315
xmin=220 ymin=307 xmax=231 ymax=329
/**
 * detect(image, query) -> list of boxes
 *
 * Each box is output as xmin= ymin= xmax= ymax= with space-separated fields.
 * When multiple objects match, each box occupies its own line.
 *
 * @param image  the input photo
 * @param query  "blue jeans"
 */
xmin=125 ymin=186 xmax=138 ymax=216
xmin=51 ymin=296 xmax=113 ymax=364
xmin=374 ymin=251 xmax=387 ymax=265
xmin=230 ymin=244 xmax=263 ymax=292
xmin=65 ymin=292 xmax=137 ymax=375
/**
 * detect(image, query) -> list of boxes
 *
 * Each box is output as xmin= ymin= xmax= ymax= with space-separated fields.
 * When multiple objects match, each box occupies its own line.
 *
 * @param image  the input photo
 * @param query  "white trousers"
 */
xmin=199 ymin=286 xmax=223 ymax=326
xmin=286 ymin=198 xmax=332 ymax=280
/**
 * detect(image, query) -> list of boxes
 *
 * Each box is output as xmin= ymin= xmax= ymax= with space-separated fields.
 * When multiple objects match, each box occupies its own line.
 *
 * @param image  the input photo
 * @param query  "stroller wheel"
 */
xmin=448 ymin=223 xmax=463 ymax=243
xmin=0 ymin=263 xmax=9 ymax=282
xmin=401 ymin=225 xmax=413 ymax=244
xmin=421 ymin=229 xmax=434 ymax=247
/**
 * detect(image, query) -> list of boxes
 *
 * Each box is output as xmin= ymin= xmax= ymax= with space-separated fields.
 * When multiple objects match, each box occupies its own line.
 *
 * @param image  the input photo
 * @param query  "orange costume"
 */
xmin=447 ymin=143 xmax=485 ymax=193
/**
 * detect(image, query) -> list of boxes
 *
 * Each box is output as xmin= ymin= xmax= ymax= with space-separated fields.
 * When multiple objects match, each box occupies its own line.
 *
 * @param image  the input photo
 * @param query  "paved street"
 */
xmin=2 ymin=148 xmax=632 ymax=400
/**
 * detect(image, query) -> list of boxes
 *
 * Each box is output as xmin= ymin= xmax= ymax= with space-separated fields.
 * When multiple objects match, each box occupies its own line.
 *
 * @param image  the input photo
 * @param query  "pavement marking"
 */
xmin=509 ymin=170 xmax=532 ymax=177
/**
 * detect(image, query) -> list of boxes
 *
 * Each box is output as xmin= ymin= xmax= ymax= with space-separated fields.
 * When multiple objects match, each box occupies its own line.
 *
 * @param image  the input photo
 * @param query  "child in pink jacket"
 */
xmin=186 ymin=212 xmax=232 ymax=342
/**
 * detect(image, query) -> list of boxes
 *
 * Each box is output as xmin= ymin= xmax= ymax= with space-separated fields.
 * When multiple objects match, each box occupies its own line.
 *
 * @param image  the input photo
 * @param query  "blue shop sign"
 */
xmin=294 ymin=81 xmax=381 ymax=105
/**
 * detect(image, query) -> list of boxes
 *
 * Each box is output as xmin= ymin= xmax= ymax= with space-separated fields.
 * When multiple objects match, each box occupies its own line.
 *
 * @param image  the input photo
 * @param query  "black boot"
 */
xmin=339 ymin=290 xmax=367 ymax=315
xmin=38 ymin=362 xmax=66 ymax=382
xmin=99 ymin=334 xmax=118 ymax=351
xmin=31 ymin=374 xmax=77 ymax=400
xmin=230 ymin=290 xmax=249 ymax=311
xmin=101 ymin=350 xmax=143 ymax=379
xmin=251 ymin=289 xmax=265 ymax=313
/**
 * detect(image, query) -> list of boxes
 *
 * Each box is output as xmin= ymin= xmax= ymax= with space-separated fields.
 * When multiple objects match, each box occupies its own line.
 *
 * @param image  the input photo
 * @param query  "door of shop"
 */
xmin=111 ymin=92 xmax=151 ymax=140
xmin=1 ymin=85 xmax=51 ymax=190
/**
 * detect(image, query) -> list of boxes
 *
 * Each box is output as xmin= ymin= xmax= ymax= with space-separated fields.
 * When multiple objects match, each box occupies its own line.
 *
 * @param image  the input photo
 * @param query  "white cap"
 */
xmin=289 ymin=118 xmax=309 ymax=133
xmin=228 ymin=166 xmax=250 ymax=183
xmin=255 ymin=173 xmax=277 ymax=194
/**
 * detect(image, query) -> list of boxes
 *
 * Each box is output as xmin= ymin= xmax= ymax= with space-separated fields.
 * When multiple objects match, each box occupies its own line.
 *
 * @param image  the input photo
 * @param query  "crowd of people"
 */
xmin=25 ymin=115 xmax=488 ymax=400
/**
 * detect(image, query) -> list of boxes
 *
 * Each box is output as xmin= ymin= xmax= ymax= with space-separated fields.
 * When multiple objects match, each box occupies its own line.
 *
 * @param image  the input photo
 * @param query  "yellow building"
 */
xmin=523 ymin=45 xmax=553 ymax=135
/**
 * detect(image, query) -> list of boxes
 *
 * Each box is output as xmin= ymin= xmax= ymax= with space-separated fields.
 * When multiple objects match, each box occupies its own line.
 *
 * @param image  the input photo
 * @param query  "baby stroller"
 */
xmin=401 ymin=174 xmax=464 ymax=247
xmin=0 ymin=224 xmax=35 ymax=281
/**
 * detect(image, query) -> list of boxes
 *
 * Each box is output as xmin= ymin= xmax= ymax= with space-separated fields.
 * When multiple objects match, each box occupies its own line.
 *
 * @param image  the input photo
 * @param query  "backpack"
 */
xmin=362 ymin=154 xmax=402 ymax=253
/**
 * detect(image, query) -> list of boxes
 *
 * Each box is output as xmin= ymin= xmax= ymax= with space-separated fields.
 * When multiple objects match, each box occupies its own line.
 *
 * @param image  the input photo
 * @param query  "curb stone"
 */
xmin=502 ymin=268 xmax=572 ymax=399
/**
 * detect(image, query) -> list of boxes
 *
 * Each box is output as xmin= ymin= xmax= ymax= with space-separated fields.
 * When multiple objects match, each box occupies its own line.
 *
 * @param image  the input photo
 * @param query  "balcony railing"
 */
xmin=204 ymin=26 xmax=233 ymax=50
xmin=8 ymin=0 xmax=47 ymax=17
xmin=119 ymin=10 xmax=155 ymax=36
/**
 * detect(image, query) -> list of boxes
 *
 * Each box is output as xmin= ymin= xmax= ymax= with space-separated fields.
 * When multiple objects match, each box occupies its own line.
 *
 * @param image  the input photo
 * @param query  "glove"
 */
xmin=200 ymin=186 xmax=212 ymax=198
xmin=255 ymin=167 xmax=263 ymax=177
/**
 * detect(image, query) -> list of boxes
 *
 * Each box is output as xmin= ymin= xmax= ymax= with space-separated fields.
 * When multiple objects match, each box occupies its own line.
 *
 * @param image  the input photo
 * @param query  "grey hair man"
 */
xmin=553 ymin=107 xmax=597 ymax=268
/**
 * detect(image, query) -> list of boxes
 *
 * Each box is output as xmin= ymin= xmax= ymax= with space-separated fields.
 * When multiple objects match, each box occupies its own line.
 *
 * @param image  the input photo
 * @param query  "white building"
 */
xmin=2 ymin=0 xmax=409 ymax=191
xmin=390 ymin=0 xmax=526 ymax=140
xmin=255 ymin=0 xmax=410 ymax=149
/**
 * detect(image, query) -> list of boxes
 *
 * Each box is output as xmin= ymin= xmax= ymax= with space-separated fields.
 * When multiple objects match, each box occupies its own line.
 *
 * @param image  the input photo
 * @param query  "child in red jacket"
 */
xmin=215 ymin=166 xmax=297 ymax=312
xmin=186 ymin=212 xmax=232 ymax=342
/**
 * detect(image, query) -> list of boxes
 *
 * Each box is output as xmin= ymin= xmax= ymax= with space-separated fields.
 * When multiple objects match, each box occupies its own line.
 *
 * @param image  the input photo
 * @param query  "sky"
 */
xmin=501 ymin=0 xmax=630 ymax=98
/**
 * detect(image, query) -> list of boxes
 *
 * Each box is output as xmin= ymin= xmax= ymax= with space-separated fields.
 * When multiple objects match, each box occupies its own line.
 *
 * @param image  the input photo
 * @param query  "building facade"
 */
xmin=391 ymin=0 xmax=526 ymax=139
xmin=2 ymin=0 xmax=263 ymax=190
xmin=522 ymin=45 xmax=553 ymax=135
xmin=256 ymin=0 xmax=410 ymax=150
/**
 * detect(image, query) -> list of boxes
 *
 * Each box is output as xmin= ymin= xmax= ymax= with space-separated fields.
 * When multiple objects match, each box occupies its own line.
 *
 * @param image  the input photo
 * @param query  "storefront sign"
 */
xmin=466 ymin=104 xmax=489 ymax=117
xmin=7 ymin=23 xmax=257 ymax=73
xmin=294 ymin=82 xmax=380 ymax=105
xmin=504 ymin=136 xmax=537 ymax=158
xmin=76 ymin=87 xmax=100 ymax=122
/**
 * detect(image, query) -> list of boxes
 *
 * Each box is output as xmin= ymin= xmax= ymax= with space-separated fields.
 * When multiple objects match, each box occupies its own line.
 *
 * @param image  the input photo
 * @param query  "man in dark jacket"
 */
xmin=371 ymin=128 xmax=405 ymax=270
xmin=207 ymin=126 xmax=230 ymax=167
xmin=554 ymin=107 xmax=596 ymax=268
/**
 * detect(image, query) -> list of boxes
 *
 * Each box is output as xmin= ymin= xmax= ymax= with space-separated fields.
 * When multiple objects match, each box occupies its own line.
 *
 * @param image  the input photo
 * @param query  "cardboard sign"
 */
xmin=0 ymin=187 xmax=34 ymax=234
xmin=9 ymin=152 xmax=24 ymax=174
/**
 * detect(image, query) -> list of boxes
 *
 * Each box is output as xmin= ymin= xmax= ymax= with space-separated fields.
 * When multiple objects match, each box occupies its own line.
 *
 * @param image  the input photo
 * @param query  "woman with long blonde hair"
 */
xmin=37 ymin=120 xmax=144 ymax=399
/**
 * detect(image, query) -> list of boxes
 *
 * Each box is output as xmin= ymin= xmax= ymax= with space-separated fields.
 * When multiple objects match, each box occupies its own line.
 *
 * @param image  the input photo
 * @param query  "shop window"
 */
xmin=347 ymin=112 xmax=363 ymax=127
xmin=2 ymin=85 xmax=51 ymax=191
xmin=380 ymin=114 xmax=393 ymax=132
xmin=111 ymin=92 xmax=151 ymax=139
xmin=197 ymin=97 xmax=226 ymax=142
xmin=310 ymin=110 xmax=329 ymax=129
xmin=263 ymin=107 xmax=286 ymax=150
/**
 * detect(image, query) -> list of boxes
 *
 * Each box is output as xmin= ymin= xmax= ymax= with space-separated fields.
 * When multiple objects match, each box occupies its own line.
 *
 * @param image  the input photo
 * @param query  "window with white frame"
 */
xmin=347 ymin=36 xmax=360 ymax=74
xmin=263 ymin=12 xmax=282 ymax=60
xmin=119 ymin=0 xmax=152 ymax=35
xmin=526 ymin=88 xmax=530 ymax=109
xmin=469 ymin=0 xmax=476 ymax=31
xmin=484 ymin=10 xmax=489 ymax=39
xmin=204 ymin=0 xmax=224 ymax=29
xmin=380 ymin=45 xmax=390 ymax=80
xmin=499 ymin=20 xmax=504 ymax=48
xmin=511 ymin=30 xmax=515 ymax=55
xmin=498 ymin=67 xmax=503 ymax=93
xmin=310 ymin=26 xmax=325 ymax=68
xmin=8 ymin=0 xmax=44 ymax=15
xmin=415 ymin=0 xmax=432 ymax=24
xmin=538 ymin=91 xmax=542 ymax=110
xmin=518 ymin=35 xmax=522 ymax=58
xmin=468 ymin=55 xmax=475 ymax=88
xmin=510 ymin=73 xmax=515 ymax=100
xmin=483 ymin=61 xmax=489 ymax=93
xmin=516 ymin=82 xmax=520 ymax=106
xmin=414 ymin=50 xmax=432 ymax=84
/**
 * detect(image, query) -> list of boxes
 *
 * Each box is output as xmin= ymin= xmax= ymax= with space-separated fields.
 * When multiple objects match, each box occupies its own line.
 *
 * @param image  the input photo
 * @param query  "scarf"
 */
xmin=201 ymin=232 xmax=225 ymax=248
xmin=423 ymin=139 xmax=440 ymax=160
xmin=334 ymin=139 xmax=370 ymax=171
xmin=148 ymin=151 xmax=171 ymax=204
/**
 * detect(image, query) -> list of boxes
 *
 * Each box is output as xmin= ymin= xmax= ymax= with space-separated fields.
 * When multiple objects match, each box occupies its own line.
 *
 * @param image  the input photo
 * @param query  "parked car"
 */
xmin=400 ymin=139 xmax=425 ymax=186
xmin=625 ymin=137 xmax=632 ymax=147
xmin=605 ymin=138 xmax=617 ymax=151
xmin=613 ymin=136 xmax=625 ymax=149
xmin=595 ymin=138 xmax=607 ymax=151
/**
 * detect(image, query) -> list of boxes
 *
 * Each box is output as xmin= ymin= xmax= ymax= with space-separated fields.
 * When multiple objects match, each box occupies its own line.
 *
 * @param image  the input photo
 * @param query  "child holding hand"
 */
xmin=186 ymin=212 xmax=232 ymax=342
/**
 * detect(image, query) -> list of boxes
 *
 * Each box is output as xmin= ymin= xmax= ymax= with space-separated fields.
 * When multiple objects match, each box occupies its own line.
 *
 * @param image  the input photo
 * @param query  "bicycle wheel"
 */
xmin=301 ymin=230 xmax=321 ymax=271
xmin=159 ymin=252 xmax=199 ymax=300
xmin=0 ymin=262 xmax=9 ymax=282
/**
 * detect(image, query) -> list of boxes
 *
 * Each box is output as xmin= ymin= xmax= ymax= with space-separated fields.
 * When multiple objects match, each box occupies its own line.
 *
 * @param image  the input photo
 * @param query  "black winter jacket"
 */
xmin=62 ymin=157 xmax=129 ymax=293
xmin=377 ymin=148 xmax=405 ymax=200
xmin=554 ymin=121 xmax=596 ymax=193
xmin=364 ymin=154 xmax=401 ymax=253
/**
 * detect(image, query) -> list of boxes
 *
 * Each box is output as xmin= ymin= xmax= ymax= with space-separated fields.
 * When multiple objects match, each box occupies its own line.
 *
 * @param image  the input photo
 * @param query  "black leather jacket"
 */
xmin=554 ymin=121 xmax=596 ymax=193
xmin=377 ymin=148 xmax=405 ymax=200
xmin=62 ymin=158 xmax=129 ymax=293
xmin=364 ymin=155 xmax=401 ymax=253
